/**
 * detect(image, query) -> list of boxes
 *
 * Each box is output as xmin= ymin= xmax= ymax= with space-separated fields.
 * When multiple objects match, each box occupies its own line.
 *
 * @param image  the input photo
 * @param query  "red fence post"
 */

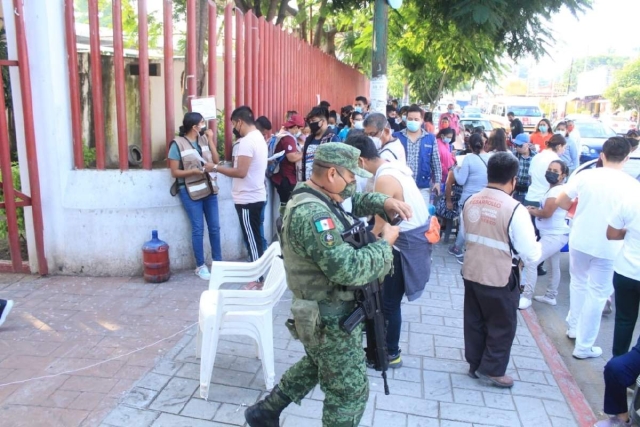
xmin=251 ymin=14 xmax=259 ymax=114
xmin=138 ymin=0 xmax=151 ymax=169
xmin=88 ymin=0 xmax=106 ymax=170
xmin=13 ymin=0 xmax=48 ymax=274
xmin=208 ymin=1 xmax=217 ymax=147
xmin=244 ymin=12 xmax=252 ymax=111
xmin=63 ymin=0 xmax=84 ymax=169
xmin=258 ymin=18 xmax=265 ymax=116
xmin=224 ymin=5 xmax=233 ymax=161
xmin=186 ymin=0 xmax=197 ymax=101
xmin=164 ymin=0 xmax=175 ymax=153
xmin=0 ymin=80 xmax=22 ymax=270
xmin=113 ymin=0 xmax=129 ymax=170
xmin=235 ymin=9 xmax=245 ymax=107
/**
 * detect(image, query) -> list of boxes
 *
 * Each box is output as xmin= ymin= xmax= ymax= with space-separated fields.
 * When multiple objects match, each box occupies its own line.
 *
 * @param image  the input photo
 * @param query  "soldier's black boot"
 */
xmin=245 ymin=385 xmax=292 ymax=427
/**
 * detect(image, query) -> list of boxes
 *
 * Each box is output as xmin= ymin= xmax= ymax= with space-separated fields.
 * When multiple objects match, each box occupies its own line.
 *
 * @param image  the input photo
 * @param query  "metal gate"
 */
xmin=0 ymin=0 xmax=47 ymax=275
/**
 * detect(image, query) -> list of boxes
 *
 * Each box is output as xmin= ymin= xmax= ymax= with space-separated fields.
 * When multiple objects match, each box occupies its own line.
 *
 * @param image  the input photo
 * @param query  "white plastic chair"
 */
xmin=208 ymin=242 xmax=281 ymax=290
xmin=197 ymin=256 xmax=288 ymax=400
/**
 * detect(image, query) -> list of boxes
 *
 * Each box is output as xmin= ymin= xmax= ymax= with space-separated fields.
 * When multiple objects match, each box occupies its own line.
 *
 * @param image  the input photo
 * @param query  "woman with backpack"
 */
xmin=269 ymin=114 xmax=304 ymax=206
xmin=168 ymin=112 xmax=222 ymax=280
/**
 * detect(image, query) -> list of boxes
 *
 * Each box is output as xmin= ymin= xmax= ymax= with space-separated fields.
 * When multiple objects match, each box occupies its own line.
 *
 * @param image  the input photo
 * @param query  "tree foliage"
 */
xmin=605 ymin=57 xmax=640 ymax=122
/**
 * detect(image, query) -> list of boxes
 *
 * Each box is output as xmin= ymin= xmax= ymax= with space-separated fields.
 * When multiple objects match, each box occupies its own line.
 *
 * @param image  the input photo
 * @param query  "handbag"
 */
xmin=436 ymin=183 xmax=462 ymax=220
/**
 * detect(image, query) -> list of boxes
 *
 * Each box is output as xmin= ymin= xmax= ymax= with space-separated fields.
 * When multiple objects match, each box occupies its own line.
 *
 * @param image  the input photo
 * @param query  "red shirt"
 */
xmin=271 ymin=134 xmax=298 ymax=185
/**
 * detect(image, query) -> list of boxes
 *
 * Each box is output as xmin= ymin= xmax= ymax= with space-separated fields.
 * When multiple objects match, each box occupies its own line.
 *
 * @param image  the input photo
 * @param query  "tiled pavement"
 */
xmin=0 ymin=272 xmax=204 ymax=426
xmin=99 ymin=244 xmax=584 ymax=427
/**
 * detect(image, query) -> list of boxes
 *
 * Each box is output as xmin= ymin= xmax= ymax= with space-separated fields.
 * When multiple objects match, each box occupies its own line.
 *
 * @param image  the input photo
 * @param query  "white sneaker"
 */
xmin=518 ymin=297 xmax=532 ymax=310
xmin=534 ymin=295 xmax=557 ymax=306
xmin=0 ymin=299 xmax=14 ymax=327
xmin=195 ymin=265 xmax=211 ymax=281
xmin=573 ymin=346 xmax=603 ymax=359
xmin=566 ymin=329 xmax=576 ymax=339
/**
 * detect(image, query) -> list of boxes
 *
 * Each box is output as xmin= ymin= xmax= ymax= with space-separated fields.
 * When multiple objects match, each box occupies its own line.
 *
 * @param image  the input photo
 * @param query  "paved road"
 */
xmin=528 ymin=252 xmax=640 ymax=417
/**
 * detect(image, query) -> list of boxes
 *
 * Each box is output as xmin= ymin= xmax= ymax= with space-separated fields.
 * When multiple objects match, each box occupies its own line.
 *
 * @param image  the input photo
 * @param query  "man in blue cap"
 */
xmin=513 ymin=133 xmax=537 ymax=203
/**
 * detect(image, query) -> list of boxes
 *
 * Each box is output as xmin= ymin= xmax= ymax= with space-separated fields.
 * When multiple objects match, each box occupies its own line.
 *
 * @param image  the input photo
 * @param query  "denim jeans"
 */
xmin=603 ymin=345 xmax=640 ymax=415
xmin=382 ymin=249 xmax=404 ymax=356
xmin=178 ymin=187 xmax=222 ymax=266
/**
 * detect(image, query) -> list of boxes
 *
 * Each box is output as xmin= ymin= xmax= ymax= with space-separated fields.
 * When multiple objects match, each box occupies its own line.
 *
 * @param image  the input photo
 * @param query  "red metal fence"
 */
xmin=64 ymin=0 xmax=369 ymax=168
xmin=0 ymin=0 xmax=47 ymax=274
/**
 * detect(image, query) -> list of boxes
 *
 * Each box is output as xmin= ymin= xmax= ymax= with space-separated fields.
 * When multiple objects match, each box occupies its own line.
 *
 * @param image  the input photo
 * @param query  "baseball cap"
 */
xmin=314 ymin=143 xmax=372 ymax=178
xmin=283 ymin=114 xmax=305 ymax=129
xmin=513 ymin=133 xmax=530 ymax=146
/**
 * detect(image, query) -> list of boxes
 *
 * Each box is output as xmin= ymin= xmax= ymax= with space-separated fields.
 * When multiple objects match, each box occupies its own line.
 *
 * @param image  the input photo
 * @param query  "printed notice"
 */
xmin=191 ymin=97 xmax=217 ymax=120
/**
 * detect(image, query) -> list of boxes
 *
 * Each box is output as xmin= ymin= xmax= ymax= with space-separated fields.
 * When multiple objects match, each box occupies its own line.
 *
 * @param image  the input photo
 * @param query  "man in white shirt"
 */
xmin=347 ymin=134 xmax=431 ymax=370
xmin=595 ymin=185 xmax=640 ymax=427
xmin=363 ymin=113 xmax=407 ymax=164
xmin=217 ymin=106 xmax=268 ymax=266
xmin=556 ymin=137 xmax=636 ymax=359
xmin=460 ymin=153 xmax=541 ymax=388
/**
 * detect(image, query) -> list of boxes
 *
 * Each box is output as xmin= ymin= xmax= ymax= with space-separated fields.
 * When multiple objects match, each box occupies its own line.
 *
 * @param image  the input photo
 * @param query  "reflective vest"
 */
xmin=461 ymin=187 xmax=519 ymax=287
xmin=280 ymin=188 xmax=356 ymax=303
xmin=175 ymin=136 xmax=215 ymax=200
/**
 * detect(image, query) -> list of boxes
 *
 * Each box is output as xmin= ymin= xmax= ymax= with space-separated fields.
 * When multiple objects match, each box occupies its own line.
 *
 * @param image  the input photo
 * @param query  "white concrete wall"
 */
xmin=5 ymin=0 xmax=274 ymax=276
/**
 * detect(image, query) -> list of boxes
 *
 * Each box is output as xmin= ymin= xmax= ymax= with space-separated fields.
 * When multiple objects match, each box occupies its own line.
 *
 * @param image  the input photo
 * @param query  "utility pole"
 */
xmin=369 ymin=0 xmax=389 ymax=114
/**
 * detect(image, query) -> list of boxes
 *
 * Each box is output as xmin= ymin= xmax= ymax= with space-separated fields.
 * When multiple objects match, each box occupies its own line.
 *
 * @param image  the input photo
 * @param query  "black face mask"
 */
xmin=309 ymin=121 xmax=322 ymax=135
xmin=545 ymin=171 xmax=560 ymax=185
xmin=233 ymin=128 xmax=241 ymax=139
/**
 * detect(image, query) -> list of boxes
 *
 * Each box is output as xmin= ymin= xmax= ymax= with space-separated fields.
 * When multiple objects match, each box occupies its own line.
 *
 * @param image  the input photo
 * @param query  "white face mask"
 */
xmin=353 ymin=120 xmax=364 ymax=130
xmin=370 ymin=136 xmax=382 ymax=150
xmin=294 ymin=131 xmax=302 ymax=138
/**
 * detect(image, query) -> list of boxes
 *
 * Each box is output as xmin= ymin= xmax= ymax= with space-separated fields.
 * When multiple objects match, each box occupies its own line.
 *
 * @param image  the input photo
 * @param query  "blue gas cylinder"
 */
xmin=142 ymin=230 xmax=171 ymax=283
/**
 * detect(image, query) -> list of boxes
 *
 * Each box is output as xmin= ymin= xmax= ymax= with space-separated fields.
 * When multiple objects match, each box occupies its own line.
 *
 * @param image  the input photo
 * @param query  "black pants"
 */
xmin=382 ymin=249 xmax=404 ymax=356
xmin=463 ymin=276 xmax=519 ymax=377
xmin=274 ymin=177 xmax=295 ymax=205
xmin=235 ymin=201 xmax=265 ymax=263
xmin=612 ymin=272 xmax=640 ymax=357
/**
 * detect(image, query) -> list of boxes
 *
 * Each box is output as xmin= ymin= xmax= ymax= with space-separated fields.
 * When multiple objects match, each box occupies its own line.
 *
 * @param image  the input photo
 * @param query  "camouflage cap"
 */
xmin=314 ymin=143 xmax=372 ymax=178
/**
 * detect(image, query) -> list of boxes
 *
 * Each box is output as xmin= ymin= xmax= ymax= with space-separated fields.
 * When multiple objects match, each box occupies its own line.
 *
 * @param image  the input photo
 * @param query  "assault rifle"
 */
xmin=340 ymin=221 xmax=390 ymax=395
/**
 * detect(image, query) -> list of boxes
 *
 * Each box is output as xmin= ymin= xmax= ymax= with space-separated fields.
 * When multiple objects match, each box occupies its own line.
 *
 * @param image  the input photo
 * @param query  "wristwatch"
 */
xmin=212 ymin=164 xmax=218 ymax=173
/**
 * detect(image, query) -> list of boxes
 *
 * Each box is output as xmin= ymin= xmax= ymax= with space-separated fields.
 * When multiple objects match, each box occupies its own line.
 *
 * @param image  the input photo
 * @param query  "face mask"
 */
xmin=370 ymin=136 xmax=382 ymax=150
xmin=567 ymin=124 xmax=574 ymax=132
xmin=406 ymin=121 xmax=421 ymax=132
xmin=402 ymin=115 xmax=407 ymax=123
xmin=555 ymin=130 xmax=565 ymax=136
xmin=353 ymin=120 xmax=364 ymax=130
xmin=443 ymin=137 xmax=452 ymax=144
xmin=441 ymin=123 xmax=450 ymax=129
xmin=539 ymin=125 xmax=548 ymax=133
xmin=294 ymin=131 xmax=302 ymax=138
xmin=336 ymin=169 xmax=357 ymax=199
xmin=233 ymin=128 xmax=241 ymax=139
xmin=328 ymin=124 xmax=336 ymax=129
xmin=309 ymin=121 xmax=322 ymax=135
xmin=354 ymin=106 xmax=362 ymax=113
xmin=545 ymin=171 xmax=560 ymax=185
xmin=448 ymin=109 xmax=454 ymax=114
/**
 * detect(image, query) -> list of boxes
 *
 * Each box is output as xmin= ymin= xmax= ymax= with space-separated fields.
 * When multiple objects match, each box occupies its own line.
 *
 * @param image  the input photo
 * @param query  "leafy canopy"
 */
xmin=605 ymin=57 xmax=640 ymax=119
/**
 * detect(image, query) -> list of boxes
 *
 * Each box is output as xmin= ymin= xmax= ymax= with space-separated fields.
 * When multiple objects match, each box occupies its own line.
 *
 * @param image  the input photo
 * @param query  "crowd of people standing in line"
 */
xmin=165 ymin=99 xmax=640 ymax=427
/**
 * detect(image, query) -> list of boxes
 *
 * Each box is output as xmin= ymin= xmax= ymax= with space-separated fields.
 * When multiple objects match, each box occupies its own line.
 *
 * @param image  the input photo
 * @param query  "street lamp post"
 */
xmin=370 ymin=0 xmax=389 ymax=114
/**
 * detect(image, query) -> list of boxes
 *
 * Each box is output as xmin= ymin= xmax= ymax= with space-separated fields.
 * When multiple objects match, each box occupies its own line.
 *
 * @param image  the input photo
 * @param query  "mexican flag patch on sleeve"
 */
xmin=314 ymin=217 xmax=335 ymax=233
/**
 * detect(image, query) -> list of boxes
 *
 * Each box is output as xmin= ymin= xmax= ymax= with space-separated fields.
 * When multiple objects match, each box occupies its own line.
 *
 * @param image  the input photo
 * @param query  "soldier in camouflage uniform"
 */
xmin=245 ymin=143 xmax=412 ymax=427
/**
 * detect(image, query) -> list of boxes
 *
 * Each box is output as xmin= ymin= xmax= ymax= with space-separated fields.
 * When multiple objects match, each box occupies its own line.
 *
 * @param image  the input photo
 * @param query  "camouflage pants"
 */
xmin=279 ymin=315 xmax=369 ymax=427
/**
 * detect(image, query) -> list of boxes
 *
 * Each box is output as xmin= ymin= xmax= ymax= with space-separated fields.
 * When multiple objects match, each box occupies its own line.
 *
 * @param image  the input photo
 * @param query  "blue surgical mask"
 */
xmin=402 ymin=115 xmax=407 ymax=123
xmin=354 ymin=106 xmax=362 ymax=113
xmin=539 ymin=125 xmax=548 ymax=133
xmin=353 ymin=120 xmax=364 ymax=130
xmin=448 ymin=109 xmax=454 ymax=114
xmin=328 ymin=124 xmax=336 ymax=129
xmin=443 ymin=137 xmax=452 ymax=144
xmin=406 ymin=121 xmax=421 ymax=133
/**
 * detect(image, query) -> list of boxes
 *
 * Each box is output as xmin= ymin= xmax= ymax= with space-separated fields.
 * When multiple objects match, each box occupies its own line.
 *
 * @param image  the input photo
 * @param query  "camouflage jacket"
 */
xmin=280 ymin=183 xmax=394 ymax=304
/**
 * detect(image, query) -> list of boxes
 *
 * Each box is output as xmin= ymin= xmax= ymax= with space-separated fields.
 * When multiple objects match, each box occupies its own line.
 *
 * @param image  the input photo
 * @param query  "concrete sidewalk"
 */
xmin=98 ymin=243 xmax=594 ymax=427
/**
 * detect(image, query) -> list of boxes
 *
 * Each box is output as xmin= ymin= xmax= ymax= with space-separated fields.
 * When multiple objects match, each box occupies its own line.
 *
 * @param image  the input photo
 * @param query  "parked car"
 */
xmin=601 ymin=116 xmax=637 ymax=135
xmin=460 ymin=117 xmax=506 ymax=133
xmin=560 ymin=117 xmax=617 ymax=164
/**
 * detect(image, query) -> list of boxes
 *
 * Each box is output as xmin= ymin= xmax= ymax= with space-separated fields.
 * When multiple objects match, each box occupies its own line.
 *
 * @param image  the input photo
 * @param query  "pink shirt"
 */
xmin=439 ymin=113 xmax=460 ymax=133
xmin=437 ymin=138 xmax=456 ymax=184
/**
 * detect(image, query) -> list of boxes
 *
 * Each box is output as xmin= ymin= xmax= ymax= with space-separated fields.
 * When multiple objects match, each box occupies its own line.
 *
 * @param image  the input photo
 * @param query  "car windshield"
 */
xmin=508 ymin=106 xmax=542 ymax=116
xmin=576 ymin=122 xmax=617 ymax=138
xmin=464 ymin=107 xmax=481 ymax=114
xmin=461 ymin=120 xmax=492 ymax=131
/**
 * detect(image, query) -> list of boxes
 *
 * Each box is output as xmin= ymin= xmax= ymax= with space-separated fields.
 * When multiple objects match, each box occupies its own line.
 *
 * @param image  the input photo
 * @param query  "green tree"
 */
xmin=605 ymin=57 xmax=640 ymax=124
xmin=562 ymin=55 xmax=629 ymax=93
